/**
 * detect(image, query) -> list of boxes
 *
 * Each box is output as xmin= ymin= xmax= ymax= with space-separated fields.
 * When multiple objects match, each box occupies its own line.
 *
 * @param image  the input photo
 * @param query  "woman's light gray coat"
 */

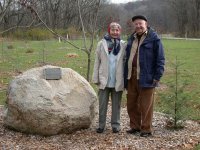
xmin=92 ymin=39 xmax=126 ymax=92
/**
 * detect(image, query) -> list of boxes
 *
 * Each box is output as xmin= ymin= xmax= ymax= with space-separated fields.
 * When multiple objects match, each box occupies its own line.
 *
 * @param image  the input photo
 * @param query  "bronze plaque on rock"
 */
xmin=44 ymin=68 xmax=62 ymax=80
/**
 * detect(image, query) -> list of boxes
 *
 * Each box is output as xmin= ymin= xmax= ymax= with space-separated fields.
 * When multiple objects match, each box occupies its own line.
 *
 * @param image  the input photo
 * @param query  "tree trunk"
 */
xmin=86 ymin=53 xmax=91 ymax=81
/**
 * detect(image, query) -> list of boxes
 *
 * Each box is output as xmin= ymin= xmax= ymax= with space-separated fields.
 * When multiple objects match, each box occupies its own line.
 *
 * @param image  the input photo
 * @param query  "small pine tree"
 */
xmin=160 ymin=56 xmax=191 ymax=129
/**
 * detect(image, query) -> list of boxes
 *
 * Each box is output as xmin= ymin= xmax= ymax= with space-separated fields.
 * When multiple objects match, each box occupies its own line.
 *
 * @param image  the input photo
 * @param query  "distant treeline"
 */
xmin=0 ymin=0 xmax=200 ymax=38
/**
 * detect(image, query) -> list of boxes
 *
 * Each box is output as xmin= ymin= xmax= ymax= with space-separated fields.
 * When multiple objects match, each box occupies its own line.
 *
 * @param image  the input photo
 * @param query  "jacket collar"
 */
xmin=128 ymin=27 xmax=159 ymax=45
xmin=133 ymin=30 xmax=148 ymax=39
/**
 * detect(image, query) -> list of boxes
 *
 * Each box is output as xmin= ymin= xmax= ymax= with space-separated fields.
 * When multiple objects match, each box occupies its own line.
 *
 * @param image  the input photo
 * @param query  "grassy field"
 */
xmin=0 ymin=38 xmax=199 ymax=120
xmin=156 ymin=39 xmax=200 ymax=120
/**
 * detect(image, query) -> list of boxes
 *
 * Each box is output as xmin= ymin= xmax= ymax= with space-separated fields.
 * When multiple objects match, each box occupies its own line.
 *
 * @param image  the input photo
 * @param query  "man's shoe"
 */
xmin=112 ymin=128 xmax=120 ymax=133
xmin=126 ymin=128 xmax=140 ymax=134
xmin=96 ymin=128 xmax=104 ymax=133
xmin=140 ymin=132 xmax=152 ymax=137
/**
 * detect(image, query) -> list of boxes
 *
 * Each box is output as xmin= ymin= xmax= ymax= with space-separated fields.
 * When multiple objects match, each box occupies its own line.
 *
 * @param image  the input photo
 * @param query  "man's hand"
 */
xmin=94 ymin=83 xmax=99 ymax=86
xmin=153 ymin=79 xmax=159 ymax=86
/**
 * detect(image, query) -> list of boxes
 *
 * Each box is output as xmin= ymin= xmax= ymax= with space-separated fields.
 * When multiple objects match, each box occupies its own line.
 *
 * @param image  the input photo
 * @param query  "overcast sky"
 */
xmin=111 ymin=0 xmax=136 ymax=4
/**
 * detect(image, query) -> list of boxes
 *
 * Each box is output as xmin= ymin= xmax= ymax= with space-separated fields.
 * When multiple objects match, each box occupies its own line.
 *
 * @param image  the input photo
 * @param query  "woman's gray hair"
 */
xmin=109 ymin=22 xmax=121 ymax=30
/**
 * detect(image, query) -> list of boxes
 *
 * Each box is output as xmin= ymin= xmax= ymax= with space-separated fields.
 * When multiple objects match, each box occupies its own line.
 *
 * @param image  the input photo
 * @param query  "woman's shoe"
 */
xmin=96 ymin=128 xmax=104 ymax=133
xmin=112 ymin=128 xmax=120 ymax=133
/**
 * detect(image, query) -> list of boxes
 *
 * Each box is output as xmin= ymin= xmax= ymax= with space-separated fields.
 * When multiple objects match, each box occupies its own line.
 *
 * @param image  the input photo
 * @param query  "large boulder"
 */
xmin=3 ymin=65 xmax=97 ymax=136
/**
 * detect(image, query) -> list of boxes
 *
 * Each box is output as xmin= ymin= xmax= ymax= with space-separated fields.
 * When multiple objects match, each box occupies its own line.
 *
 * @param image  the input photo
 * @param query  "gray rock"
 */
xmin=3 ymin=65 xmax=97 ymax=136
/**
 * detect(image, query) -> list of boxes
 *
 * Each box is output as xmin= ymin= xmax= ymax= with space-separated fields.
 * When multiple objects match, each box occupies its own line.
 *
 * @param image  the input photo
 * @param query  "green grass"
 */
xmin=195 ymin=143 xmax=200 ymax=150
xmin=0 ymin=39 xmax=96 ymax=104
xmin=155 ymin=39 xmax=200 ymax=120
xmin=0 ymin=39 xmax=92 ymax=75
xmin=0 ymin=38 xmax=200 ymax=120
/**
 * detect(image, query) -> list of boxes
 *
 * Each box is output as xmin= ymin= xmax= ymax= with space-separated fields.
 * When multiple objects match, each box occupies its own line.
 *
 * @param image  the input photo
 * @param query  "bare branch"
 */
xmin=0 ymin=19 xmax=36 ymax=34
xmin=77 ymin=0 xmax=88 ymax=52
xmin=0 ymin=0 xmax=13 ymax=23
xmin=18 ymin=0 xmax=85 ymax=52
xmin=89 ymin=0 xmax=101 ymax=52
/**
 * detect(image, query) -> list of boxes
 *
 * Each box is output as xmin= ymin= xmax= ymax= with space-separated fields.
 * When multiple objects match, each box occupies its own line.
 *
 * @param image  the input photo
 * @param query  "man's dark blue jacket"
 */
xmin=124 ymin=27 xmax=165 ymax=88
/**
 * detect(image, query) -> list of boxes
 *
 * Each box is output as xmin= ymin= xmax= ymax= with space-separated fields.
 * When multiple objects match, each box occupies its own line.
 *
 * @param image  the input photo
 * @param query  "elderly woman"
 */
xmin=92 ymin=22 xmax=126 ymax=133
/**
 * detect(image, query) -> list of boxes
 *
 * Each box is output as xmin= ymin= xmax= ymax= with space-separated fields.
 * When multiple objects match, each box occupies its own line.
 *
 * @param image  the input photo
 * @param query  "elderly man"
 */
xmin=124 ymin=15 xmax=165 ymax=137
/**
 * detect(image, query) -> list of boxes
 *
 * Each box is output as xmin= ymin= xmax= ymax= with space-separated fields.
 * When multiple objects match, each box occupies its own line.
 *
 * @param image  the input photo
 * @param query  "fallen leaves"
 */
xmin=65 ymin=53 xmax=79 ymax=58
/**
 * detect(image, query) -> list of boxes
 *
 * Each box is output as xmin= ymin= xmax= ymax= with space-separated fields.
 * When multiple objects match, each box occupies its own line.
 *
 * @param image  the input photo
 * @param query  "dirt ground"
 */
xmin=0 ymin=105 xmax=199 ymax=150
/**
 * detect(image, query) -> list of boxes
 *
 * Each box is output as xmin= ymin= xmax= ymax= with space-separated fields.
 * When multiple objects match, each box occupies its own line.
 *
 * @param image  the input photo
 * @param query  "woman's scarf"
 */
xmin=104 ymin=34 xmax=121 ymax=55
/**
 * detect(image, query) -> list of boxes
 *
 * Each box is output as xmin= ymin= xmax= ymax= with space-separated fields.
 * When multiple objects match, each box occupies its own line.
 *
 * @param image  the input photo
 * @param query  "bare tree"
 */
xmin=98 ymin=4 xmax=121 ymax=32
xmin=1 ymin=0 xmax=200 ymax=38
xmin=0 ymin=0 xmax=20 ymax=30
xmin=77 ymin=0 xmax=101 ymax=80
xmin=0 ymin=0 xmax=41 ymax=34
xmin=168 ymin=0 xmax=188 ymax=36
xmin=39 ymin=0 xmax=76 ymax=29
xmin=16 ymin=0 xmax=101 ymax=81
xmin=187 ymin=0 xmax=200 ymax=37
xmin=168 ymin=0 xmax=200 ymax=37
xmin=0 ymin=0 xmax=13 ymax=23
xmin=119 ymin=0 xmax=200 ymax=37
xmin=61 ymin=0 xmax=78 ymax=28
